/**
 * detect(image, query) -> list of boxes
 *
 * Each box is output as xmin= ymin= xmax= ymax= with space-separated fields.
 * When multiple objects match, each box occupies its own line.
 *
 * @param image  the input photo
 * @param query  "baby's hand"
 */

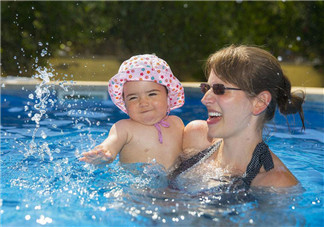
xmin=79 ymin=145 xmax=113 ymax=165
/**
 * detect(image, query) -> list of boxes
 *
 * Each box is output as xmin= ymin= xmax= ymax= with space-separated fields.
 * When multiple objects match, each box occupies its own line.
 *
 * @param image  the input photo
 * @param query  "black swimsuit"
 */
xmin=241 ymin=141 xmax=274 ymax=187
xmin=169 ymin=141 xmax=274 ymax=190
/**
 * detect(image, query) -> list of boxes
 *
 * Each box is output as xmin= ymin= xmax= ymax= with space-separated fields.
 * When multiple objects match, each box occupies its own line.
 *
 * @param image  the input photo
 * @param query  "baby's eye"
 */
xmin=148 ymin=92 xmax=157 ymax=96
xmin=127 ymin=96 xmax=137 ymax=101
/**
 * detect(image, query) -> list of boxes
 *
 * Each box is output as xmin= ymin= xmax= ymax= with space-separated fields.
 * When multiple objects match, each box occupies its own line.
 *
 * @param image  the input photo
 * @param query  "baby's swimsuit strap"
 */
xmin=168 ymin=141 xmax=221 ymax=180
xmin=242 ymin=141 xmax=274 ymax=188
xmin=154 ymin=119 xmax=170 ymax=144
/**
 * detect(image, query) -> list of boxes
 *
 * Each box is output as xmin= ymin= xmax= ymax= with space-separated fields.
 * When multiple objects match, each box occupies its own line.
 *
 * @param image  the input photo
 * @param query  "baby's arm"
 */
xmin=79 ymin=121 xmax=129 ymax=165
xmin=181 ymin=120 xmax=214 ymax=160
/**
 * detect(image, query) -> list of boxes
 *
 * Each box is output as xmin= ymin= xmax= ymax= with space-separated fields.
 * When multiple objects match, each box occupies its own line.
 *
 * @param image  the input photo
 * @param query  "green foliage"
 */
xmin=1 ymin=1 xmax=323 ymax=81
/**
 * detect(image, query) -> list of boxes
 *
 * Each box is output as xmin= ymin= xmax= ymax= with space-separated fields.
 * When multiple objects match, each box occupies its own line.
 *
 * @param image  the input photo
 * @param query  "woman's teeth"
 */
xmin=208 ymin=112 xmax=222 ymax=117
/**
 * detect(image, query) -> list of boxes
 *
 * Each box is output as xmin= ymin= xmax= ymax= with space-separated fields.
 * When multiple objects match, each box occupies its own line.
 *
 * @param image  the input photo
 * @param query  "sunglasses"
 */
xmin=200 ymin=83 xmax=242 ymax=95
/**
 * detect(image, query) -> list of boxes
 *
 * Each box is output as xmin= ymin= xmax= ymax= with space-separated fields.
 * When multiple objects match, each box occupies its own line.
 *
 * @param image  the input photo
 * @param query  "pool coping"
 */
xmin=1 ymin=79 xmax=323 ymax=103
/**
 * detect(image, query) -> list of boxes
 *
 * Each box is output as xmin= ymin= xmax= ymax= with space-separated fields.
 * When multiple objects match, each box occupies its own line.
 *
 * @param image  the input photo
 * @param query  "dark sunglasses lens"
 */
xmin=200 ymin=83 xmax=210 ymax=94
xmin=213 ymin=84 xmax=225 ymax=95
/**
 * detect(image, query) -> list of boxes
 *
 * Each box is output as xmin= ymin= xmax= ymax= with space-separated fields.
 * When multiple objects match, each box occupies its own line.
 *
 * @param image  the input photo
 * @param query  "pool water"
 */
xmin=1 ymin=80 xmax=323 ymax=226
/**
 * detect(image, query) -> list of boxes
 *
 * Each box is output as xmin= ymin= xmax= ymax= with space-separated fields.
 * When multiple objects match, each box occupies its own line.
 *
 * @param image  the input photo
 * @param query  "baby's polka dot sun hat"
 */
xmin=108 ymin=54 xmax=185 ymax=114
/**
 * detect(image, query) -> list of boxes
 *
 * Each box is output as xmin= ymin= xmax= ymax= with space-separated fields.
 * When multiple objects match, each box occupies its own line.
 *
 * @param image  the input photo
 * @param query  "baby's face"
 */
xmin=123 ymin=81 xmax=169 ymax=125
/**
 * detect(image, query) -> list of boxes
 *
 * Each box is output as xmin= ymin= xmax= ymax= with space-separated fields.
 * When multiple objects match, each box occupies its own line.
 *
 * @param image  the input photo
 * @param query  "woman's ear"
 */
xmin=253 ymin=91 xmax=272 ymax=115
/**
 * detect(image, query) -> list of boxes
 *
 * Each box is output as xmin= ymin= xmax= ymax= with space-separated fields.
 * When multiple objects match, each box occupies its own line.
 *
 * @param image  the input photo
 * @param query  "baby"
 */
xmin=80 ymin=54 xmax=185 ymax=169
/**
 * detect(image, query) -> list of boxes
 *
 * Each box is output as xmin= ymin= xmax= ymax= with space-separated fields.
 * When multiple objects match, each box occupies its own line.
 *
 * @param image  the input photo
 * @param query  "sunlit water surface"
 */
xmin=1 ymin=69 xmax=323 ymax=226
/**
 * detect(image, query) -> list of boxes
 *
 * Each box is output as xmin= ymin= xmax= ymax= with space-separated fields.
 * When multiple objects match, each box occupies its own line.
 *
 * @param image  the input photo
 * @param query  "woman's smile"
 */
xmin=207 ymin=111 xmax=222 ymax=124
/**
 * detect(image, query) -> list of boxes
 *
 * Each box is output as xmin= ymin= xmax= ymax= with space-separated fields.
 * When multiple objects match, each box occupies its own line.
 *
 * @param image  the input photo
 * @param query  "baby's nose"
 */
xmin=139 ymin=97 xmax=149 ymax=106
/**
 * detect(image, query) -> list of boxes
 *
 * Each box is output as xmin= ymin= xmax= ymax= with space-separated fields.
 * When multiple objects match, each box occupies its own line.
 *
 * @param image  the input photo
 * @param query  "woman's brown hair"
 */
xmin=205 ymin=45 xmax=305 ymax=130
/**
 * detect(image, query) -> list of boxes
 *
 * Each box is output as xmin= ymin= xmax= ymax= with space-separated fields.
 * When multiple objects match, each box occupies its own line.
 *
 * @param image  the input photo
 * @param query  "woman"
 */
xmin=169 ymin=45 xmax=305 ymax=192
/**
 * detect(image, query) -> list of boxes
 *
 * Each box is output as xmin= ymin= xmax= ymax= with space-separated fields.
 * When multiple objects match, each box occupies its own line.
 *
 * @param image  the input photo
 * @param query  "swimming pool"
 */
xmin=1 ymin=78 xmax=323 ymax=226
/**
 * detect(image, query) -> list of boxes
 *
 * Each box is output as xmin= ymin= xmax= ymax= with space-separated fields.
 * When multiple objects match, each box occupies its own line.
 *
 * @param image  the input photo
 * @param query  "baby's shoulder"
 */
xmin=184 ymin=120 xmax=208 ymax=136
xmin=114 ymin=119 xmax=138 ymax=130
xmin=183 ymin=120 xmax=214 ymax=152
xmin=168 ymin=115 xmax=184 ymax=127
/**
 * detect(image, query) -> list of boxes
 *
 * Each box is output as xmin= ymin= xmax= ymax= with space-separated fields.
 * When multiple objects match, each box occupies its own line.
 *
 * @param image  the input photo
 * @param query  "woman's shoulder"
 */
xmin=253 ymin=151 xmax=298 ymax=187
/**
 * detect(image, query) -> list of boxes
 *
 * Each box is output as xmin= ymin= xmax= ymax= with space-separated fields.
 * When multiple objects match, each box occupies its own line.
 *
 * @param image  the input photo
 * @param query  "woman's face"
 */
xmin=201 ymin=71 xmax=255 ymax=140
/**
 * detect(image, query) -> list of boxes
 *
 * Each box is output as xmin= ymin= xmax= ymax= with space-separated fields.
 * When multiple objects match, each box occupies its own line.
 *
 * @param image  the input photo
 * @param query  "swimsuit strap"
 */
xmin=169 ymin=141 xmax=222 ymax=180
xmin=154 ymin=119 xmax=170 ymax=144
xmin=242 ymin=141 xmax=274 ymax=187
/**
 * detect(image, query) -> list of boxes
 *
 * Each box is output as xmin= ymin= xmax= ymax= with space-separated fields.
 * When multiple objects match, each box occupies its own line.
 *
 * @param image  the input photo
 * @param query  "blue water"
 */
xmin=1 ymin=83 xmax=323 ymax=226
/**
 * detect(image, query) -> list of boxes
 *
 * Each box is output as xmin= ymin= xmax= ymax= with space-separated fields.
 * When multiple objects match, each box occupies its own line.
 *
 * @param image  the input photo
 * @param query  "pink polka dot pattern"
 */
xmin=108 ymin=54 xmax=185 ymax=114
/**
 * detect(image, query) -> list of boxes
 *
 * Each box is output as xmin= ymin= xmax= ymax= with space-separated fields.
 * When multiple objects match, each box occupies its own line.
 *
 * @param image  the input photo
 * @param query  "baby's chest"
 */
xmin=119 ymin=143 xmax=170 ymax=165
xmin=129 ymin=126 xmax=180 ymax=146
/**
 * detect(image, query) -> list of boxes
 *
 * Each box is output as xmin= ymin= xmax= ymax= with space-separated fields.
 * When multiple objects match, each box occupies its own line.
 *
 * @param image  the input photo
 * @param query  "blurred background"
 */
xmin=1 ymin=1 xmax=324 ymax=87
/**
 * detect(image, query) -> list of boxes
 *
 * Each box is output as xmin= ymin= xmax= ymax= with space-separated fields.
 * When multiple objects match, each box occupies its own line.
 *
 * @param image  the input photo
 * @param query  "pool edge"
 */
xmin=1 ymin=79 xmax=323 ymax=103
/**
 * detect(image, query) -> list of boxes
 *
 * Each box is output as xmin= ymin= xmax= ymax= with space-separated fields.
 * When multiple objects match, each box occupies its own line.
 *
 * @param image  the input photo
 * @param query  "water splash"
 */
xmin=25 ymin=65 xmax=56 ymax=160
xmin=21 ymin=43 xmax=98 ymax=163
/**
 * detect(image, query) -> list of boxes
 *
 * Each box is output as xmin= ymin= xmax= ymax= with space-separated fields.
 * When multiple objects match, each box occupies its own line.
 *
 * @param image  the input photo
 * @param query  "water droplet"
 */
xmin=41 ymin=131 xmax=47 ymax=139
xmin=41 ymin=49 xmax=47 ymax=57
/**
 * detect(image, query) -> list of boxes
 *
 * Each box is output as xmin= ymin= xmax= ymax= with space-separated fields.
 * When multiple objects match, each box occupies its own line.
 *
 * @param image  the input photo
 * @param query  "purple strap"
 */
xmin=154 ymin=119 xmax=170 ymax=144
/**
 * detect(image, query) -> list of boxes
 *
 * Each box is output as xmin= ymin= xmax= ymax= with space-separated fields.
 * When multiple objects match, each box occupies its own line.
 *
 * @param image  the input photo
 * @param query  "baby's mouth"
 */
xmin=140 ymin=109 xmax=153 ymax=114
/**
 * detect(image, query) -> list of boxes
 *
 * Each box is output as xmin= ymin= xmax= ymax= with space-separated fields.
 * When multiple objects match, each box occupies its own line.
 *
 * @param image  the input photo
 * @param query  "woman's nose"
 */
xmin=201 ymin=89 xmax=215 ymax=107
